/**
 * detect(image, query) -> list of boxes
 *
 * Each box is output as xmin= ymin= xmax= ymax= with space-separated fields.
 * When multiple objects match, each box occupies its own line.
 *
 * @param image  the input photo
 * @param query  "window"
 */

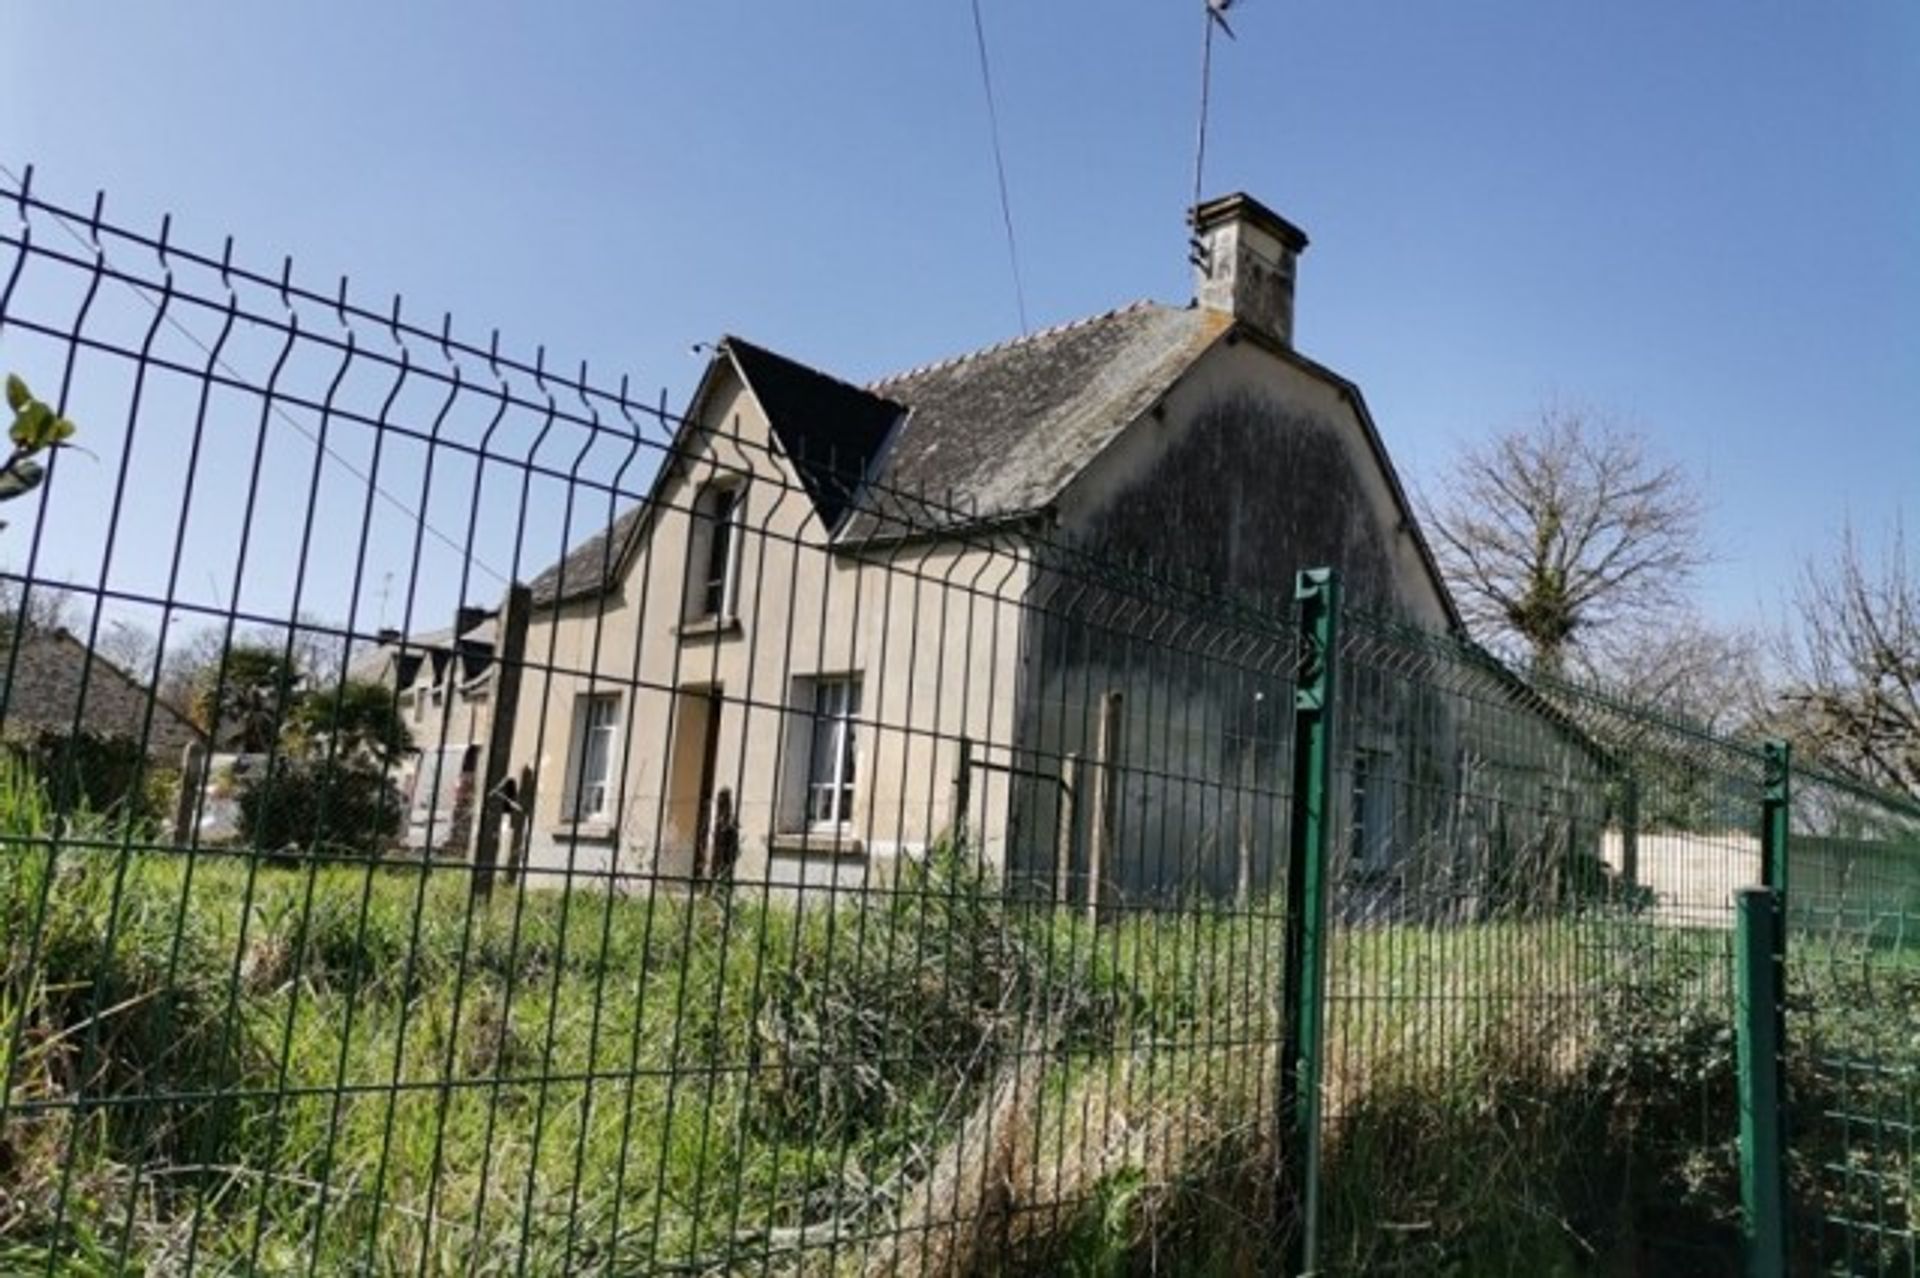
xmin=689 ymin=482 xmax=744 ymax=621
xmin=1351 ymin=750 xmax=1394 ymax=871
xmin=791 ymin=675 xmax=861 ymax=829
xmin=567 ymin=692 xmax=621 ymax=821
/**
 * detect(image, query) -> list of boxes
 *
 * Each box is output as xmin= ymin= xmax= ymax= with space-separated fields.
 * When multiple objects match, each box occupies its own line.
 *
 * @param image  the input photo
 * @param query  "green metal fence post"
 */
xmin=1761 ymin=739 xmax=1790 ymax=900
xmin=1736 ymin=885 xmax=1788 ymax=1278
xmin=1280 ymin=567 xmax=1339 ymax=1276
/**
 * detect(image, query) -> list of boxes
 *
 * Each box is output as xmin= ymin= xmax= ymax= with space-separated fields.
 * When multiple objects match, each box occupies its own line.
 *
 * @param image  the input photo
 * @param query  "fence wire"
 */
xmin=0 ymin=172 xmax=1296 ymax=1276
xmin=1 ymin=171 xmax=1915 ymax=1277
xmin=1790 ymin=768 xmax=1920 ymax=1275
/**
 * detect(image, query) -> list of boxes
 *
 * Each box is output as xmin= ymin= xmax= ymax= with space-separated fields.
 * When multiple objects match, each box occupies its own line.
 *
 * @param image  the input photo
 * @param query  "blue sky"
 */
xmin=4 ymin=1 xmax=1916 ymax=636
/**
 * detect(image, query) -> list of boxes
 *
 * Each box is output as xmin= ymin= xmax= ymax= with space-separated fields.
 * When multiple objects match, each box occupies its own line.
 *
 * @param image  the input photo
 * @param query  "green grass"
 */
xmin=3 ymin=749 xmax=1916 ymax=1276
xmin=0 ymin=765 xmax=1289 ymax=1275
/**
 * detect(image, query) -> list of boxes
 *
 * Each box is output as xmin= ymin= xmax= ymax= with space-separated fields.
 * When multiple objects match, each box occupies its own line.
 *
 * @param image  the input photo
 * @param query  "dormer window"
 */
xmin=688 ymin=482 xmax=744 ymax=623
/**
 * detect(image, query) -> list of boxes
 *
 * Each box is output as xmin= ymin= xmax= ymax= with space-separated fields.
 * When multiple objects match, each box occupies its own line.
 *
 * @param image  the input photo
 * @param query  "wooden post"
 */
xmin=1086 ymin=691 xmax=1122 ymax=925
xmin=1619 ymin=773 xmax=1640 ymax=889
xmin=472 ymin=583 xmax=531 ymax=901
xmin=1237 ymin=735 xmax=1257 ymax=906
xmin=1055 ymin=751 xmax=1080 ymax=906
xmin=173 ymin=740 xmax=206 ymax=848
xmin=950 ymin=735 xmax=973 ymax=851
xmin=504 ymin=763 xmax=535 ymax=886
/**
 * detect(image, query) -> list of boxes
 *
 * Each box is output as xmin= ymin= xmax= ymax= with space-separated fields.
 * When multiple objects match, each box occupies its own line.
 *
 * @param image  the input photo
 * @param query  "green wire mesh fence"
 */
xmin=1 ymin=171 xmax=1915 ymax=1276
xmin=1789 ymin=768 xmax=1920 ymax=1275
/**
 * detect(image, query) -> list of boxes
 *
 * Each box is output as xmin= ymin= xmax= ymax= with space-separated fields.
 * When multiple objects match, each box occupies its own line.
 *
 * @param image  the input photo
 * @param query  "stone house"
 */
xmin=347 ymin=606 xmax=496 ymax=855
xmin=0 ymin=621 xmax=203 ymax=814
xmin=0 ymin=622 xmax=202 ymax=759
xmin=506 ymin=193 xmax=1609 ymax=903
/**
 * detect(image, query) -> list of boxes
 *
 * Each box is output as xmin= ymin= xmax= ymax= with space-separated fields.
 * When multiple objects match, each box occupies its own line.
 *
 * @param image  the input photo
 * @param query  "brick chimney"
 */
xmin=1190 ymin=193 xmax=1309 ymax=348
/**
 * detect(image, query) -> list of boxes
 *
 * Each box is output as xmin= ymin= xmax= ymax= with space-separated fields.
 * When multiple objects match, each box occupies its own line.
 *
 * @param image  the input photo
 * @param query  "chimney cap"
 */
xmin=1191 ymin=192 xmax=1309 ymax=255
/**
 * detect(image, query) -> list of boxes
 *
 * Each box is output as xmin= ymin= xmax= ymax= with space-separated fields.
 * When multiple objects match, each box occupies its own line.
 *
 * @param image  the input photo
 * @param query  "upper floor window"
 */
xmin=688 ymin=482 xmax=744 ymax=622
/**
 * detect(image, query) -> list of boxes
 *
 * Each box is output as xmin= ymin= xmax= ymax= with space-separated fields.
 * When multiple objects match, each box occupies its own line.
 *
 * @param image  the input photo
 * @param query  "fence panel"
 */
xmin=1788 ymin=767 xmax=1920 ymax=1274
xmin=1314 ymin=614 xmax=1773 ymax=1273
xmin=6 ymin=170 xmax=1919 ymax=1276
xmin=0 ymin=173 xmax=1302 ymax=1275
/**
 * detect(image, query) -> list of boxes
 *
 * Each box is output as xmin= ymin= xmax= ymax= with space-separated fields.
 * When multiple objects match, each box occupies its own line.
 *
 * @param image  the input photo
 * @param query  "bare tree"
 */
xmin=1593 ymin=613 xmax=1770 ymax=734
xmin=1422 ymin=407 xmax=1708 ymax=677
xmin=97 ymin=616 xmax=159 ymax=679
xmin=0 ymin=575 xmax=75 ymax=632
xmin=1772 ymin=521 xmax=1919 ymax=797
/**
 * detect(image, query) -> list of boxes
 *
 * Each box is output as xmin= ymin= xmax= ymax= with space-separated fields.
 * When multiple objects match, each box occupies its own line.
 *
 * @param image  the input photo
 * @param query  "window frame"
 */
xmin=567 ymin=690 xmax=622 ymax=823
xmin=786 ymin=674 xmax=863 ymax=833
xmin=1350 ymin=747 xmax=1395 ymax=874
xmin=689 ymin=481 xmax=745 ymax=623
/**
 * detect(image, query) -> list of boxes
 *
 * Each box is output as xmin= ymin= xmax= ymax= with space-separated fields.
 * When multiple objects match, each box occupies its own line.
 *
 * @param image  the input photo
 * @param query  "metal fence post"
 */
xmin=1761 ymin=740 xmax=1790 ymax=900
xmin=1281 ymin=567 xmax=1339 ymax=1275
xmin=1736 ymin=885 xmax=1788 ymax=1278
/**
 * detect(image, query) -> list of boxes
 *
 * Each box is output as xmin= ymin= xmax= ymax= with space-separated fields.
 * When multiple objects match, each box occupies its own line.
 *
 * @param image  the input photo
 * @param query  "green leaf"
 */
xmin=49 ymin=417 xmax=76 ymax=445
xmin=10 ymin=401 xmax=54 ymax=449
xmin=0 ymin=457 xmax=44 ymax=500
xmin=4 ymin=374 xmax=30 ymax=413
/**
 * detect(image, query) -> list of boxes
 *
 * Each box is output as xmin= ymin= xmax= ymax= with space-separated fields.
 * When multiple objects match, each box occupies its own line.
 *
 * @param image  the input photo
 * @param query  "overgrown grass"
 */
xmin=0 ymin=756 xmax=1287 ymax=1275
xmin=3 ymin=750 xmax=1914 ymax=1275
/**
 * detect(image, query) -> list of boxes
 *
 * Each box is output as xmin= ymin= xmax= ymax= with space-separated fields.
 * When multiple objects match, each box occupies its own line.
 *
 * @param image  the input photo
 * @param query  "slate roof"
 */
xmin=726 ymin=337 xmax=903 ymax=531
xmin=527 ymin=504 xmax=647 ymax=607
xmin=844 ymin=302 xmax=1230 ymax=541
xmin=349 ymin=611 xmax=499 ymax=686
xmin=523 ymin=300 xmax=1235 ymax=602
xmin=0 ymin=625 xmax=203 ymax=756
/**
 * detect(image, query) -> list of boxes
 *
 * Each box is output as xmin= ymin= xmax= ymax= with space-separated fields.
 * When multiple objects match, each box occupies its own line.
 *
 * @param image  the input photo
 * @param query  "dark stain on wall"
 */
xmin=1075 ymin=392 xmax=1407 ymax=618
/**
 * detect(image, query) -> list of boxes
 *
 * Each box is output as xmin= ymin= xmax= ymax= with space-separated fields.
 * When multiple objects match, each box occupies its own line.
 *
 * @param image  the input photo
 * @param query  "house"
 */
xmin=347 ymin=605 xmax=497 ymax=856
xmin=505 ymin=193 xmax=1609 ymax=904
xmin=0 ymin=621 xmax=203 ymax=757
xmin=0 ymin=620 xmax=203 ymax=808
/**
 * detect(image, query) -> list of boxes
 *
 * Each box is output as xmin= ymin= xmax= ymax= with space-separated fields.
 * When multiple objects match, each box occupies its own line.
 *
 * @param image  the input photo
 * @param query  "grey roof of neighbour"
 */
xmin=346 ymin=612 xmax=500 ymax=685
xmin=842 ymin=302 xmax=1230 ymax=541
xmin=0 ymin=625 xmax=203 ymax=755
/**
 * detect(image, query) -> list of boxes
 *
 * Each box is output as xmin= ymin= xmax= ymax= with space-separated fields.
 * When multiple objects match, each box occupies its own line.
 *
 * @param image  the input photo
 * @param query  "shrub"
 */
xmin=236 ymin=756 xmax=404 ymax=858
xmin=4 ymin=728 xmax=157 ymax=824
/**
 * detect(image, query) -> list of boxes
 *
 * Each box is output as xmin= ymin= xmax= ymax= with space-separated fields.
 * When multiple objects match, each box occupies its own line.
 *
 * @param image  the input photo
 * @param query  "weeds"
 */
xmin=4 ymin=761 xmax=1913 ymax=1274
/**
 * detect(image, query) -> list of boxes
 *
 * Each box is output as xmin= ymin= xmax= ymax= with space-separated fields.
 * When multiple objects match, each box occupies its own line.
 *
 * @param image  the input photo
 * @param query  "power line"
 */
xmin=967 ymin=0 xmax=1030 ymax=335
xmin=1 ymin=161 xmax=513 ymax=595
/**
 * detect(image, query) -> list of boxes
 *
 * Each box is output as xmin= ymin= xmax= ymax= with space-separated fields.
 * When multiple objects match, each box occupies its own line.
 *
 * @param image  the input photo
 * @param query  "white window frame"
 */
xmin=784 ymin=674 xmax=862 ymax=832
xmin=567 ymin=691 xmax=621 ymax=823
xmin=688 ymin=481 xmax=745 ymax=622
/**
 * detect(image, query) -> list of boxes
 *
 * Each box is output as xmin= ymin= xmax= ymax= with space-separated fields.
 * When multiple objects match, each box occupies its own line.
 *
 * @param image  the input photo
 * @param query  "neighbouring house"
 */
xmin=347 ymin=605 xmax=497 ymax=856
xmin=506 ymin=193 xmax=1611 ymax=905
xmin=0 ymin=620 xmax=204 ymax=810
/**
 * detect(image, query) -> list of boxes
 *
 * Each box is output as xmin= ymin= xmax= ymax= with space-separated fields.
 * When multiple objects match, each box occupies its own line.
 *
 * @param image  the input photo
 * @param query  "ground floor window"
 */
xmin=786 ymin=674 xmax=862 ymax=831
xmin=1351 ymin=748 xmax=1394 ymax=872
xmin=568 ymin=691 xmax=620 ymax=821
